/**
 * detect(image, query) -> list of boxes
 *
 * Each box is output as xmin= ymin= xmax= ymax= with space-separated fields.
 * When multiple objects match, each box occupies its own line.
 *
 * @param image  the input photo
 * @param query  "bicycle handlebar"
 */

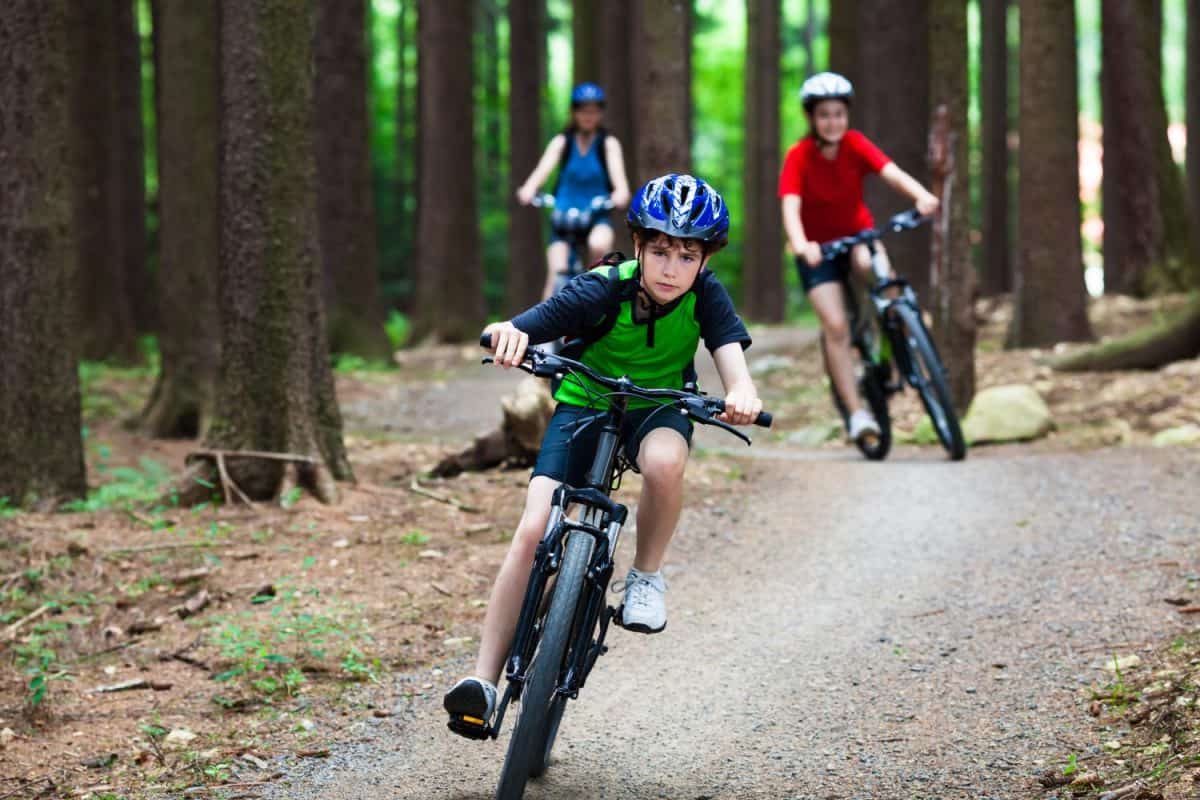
xmin=478 ymin=333 xmax=772 ymax=439
xmin=819 ymin=209 xmax=930 ymax=261
xmin=530 ymin=194 xmax=614 ymax=212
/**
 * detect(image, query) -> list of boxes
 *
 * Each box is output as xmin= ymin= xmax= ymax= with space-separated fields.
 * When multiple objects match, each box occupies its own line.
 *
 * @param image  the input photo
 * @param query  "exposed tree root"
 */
xmin=1051 ymin=295 xmax=1200 ymax=372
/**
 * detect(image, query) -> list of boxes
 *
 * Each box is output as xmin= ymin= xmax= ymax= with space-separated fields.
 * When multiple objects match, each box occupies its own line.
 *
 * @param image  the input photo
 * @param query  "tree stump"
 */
xmin=431 ymin=377 xmax=554 ymax=477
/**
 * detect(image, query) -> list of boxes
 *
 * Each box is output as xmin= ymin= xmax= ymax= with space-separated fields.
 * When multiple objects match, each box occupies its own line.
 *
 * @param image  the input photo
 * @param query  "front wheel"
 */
xmin=495 ymin=527 xmax=594 ymax=799
xmin=891 ymin=304 xmax=966 ymax=461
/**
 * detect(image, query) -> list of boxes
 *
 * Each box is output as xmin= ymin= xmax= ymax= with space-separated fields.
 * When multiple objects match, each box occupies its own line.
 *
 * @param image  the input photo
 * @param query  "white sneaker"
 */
xmin=848 ymin=409 xmax=881 ymax=442
xmin=444 ymin=676 xmax=497 ymax=733
xmin=615 ymin=568 xmax=667 ymax=634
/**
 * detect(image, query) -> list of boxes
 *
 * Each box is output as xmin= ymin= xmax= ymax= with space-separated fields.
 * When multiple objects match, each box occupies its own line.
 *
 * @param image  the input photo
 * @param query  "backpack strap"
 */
xmin=558 ymin=262 xmax=629 ymax=362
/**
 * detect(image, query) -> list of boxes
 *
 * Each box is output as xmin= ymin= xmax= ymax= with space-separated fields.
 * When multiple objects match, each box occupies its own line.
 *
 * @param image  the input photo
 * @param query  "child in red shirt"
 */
xmin=778 ymin=72 xmax=939 ymax=444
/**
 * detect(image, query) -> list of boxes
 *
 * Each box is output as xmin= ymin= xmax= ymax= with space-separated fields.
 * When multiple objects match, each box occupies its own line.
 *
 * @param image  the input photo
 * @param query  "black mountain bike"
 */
xmin=451 ymin=335 xmax=771 ymax=800
xmin=818 ymin=209 xmax=966 ymax=461
xmin=530 ymin=193 xmax=614 ymax=295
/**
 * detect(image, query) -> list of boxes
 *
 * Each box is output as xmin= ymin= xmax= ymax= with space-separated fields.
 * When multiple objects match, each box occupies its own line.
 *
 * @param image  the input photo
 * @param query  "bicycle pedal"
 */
xmin=447 ymin=714 xmax=495 ymax=741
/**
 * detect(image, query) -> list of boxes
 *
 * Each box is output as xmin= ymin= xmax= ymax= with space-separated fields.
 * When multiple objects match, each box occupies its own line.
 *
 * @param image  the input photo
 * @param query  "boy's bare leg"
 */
xmin=473 ymin=476 xmax=559 ymax=684
xmin=542 ymin=242 xmax=570 ymax=300
xmin=807 ymin=281 xmax=861 ymax=415
xmin=631 ymin=428 xmax=689 ymax=572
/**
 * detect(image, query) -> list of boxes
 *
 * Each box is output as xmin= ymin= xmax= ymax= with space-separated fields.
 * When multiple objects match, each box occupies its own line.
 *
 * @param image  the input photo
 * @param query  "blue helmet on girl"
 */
xmin=627 ymin=174 xmax=730 ymax=247
xmin=570 ymin=82 xmax=606 ymax=107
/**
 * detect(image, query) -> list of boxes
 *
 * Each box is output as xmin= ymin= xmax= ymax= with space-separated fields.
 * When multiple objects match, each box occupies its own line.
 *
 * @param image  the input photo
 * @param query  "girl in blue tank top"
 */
xmin=517 ymin=83 xmax=632 ymax=300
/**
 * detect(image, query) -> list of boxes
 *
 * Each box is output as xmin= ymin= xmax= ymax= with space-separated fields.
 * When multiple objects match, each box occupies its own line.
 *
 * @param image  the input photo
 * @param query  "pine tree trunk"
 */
xmin=140 ymin=0 xmax=220 ymax=439
xmin=572 ymin=0 xmax=602 ymax=84
xmin=1189 ymin=0 xmax=1200 ymax=240
xmin=395 ymin=0 xmax=415 ymax=290
xmin=979 ymin=0 xmax=1011 ymax=296
xmin=1008 ymin=0 xmax=1094 ymax=347
xmin=599 ymin=0 xmax=637 ymax=255
xmin=743 ymin=0 xmax=784 ymax=322
xmin=803 ymin=0 xmax=816 ymax=74
xmin=202 ymin=0 xmax=351 ymax=505
xmin=413 ymin=0 xmax=484 ymax=342
xmin=506 ymin=0 xmax=546 ymax=316
xmin=827 ymin=0 xmax=858 ymax=79
xmin=116 ymin=0 xmax=153 ymax=334
xmin=856 ymin=0 xmax=931 ymax=299
xmin=632 ymin=0 xmax=691 ymax=181
xmin=928 ymin=2 xmax=977 ymax=413
xmin=68 ymin=3 xmax=139 ymax=363
xmin=315 ymin=0 xmax=391 ymax=360
xmin=0 ymin=1 xmax=87 ymax=508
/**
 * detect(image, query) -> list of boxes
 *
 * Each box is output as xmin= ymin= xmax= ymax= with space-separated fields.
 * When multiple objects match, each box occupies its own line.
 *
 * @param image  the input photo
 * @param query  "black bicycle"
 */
xmin=530 ymin=193 xmax=614 ymax=295
xmin=451 ymin=335 xmax=771 ymax=800
xmin=817 ymin=209 xmax=966 ymax=461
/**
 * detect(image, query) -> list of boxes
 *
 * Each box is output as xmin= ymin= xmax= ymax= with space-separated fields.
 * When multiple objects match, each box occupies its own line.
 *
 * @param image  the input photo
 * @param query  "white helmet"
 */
xmin=800 ymin=72 xmax=854 ymax=112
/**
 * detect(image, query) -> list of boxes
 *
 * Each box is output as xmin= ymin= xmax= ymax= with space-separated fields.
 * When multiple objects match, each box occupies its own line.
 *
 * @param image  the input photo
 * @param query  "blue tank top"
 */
xmin=555 ymin=135 xmax=609 ymax=213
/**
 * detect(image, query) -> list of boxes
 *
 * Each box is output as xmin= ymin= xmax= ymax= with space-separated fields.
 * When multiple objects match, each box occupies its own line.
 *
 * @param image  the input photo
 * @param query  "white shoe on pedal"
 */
xmin=444 ymin=676 xmax=497 ymax=733
xmin=848 ymin=409 xmax=881 ymax=442
xmin=615 ymin=568 xmax=667 ymax=634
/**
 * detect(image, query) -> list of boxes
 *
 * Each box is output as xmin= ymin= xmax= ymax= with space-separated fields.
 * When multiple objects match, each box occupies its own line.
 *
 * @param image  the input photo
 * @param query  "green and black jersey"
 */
xmin=510 ymin=260 xmax=751 ymax=409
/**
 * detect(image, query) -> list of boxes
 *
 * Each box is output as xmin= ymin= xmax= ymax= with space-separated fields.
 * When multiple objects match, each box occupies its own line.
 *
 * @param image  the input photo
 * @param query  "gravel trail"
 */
xmin=264 ymin=445 xmax=1198 ymax=800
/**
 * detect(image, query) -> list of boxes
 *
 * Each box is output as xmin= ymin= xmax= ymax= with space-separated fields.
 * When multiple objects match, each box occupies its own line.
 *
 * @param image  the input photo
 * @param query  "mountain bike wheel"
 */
xmin=892 ymin=304 xmax=966 ymax=461
xmin=823 ymin=334 xmax=892 ymax=461
xmin=496 ymin=527 xmax=594 ymax=799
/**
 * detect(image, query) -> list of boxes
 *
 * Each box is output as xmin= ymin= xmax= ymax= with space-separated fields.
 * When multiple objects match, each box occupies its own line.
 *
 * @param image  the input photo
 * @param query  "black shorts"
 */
xmin=531 ymin=403 xmax=694 ymax=486
xmin=796 ymin=251 xmax=851 ymax=293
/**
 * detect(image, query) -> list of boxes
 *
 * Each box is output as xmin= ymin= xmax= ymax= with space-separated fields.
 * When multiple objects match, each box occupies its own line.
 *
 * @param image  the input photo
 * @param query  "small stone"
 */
xmin=332 ymin=538 xmax=351 ymax=549
xmin=347 ymin=515 xmax=370 ymax=523
xmin=299 ymin=719 xmax=315 ymax=731
xmin=1102 ymin=654 xmax=1141 ymax=672
xmin=1104 ymin=739 xmax=1122 ymax=751
xmin=964 ymin=687 xmax=977 ymax=694
xmin=0 ymin=728 xmax=15 ymax=746
xmin=418 ymin=550 xmax=445 ymax=559
xmin=164 ymin=729 xmax=197 ymax=749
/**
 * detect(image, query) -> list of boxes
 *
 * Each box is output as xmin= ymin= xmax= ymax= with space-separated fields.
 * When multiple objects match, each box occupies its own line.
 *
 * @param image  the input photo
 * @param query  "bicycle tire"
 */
xmin=495 ymin=527 xmax=594 ymax=799
xmin=822 ymin=333 xmax=892 ymax=461
xmin=892 ymin=304 xmax=966 ymax=461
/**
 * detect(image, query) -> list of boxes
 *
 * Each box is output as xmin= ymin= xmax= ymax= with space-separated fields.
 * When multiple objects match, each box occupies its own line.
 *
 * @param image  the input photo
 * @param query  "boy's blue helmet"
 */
xmin=627 ymin=174 xmax=730 ymax=247
xmin=570 ymin=82 xmax=606 ymax=106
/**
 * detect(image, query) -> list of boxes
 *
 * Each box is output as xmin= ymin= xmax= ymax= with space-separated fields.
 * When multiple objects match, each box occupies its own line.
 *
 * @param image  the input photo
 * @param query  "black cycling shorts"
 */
xmin=796 ymin=251 xmax=852 ymax=293
xmin=531 ymin=402 xmax=693 ymax=486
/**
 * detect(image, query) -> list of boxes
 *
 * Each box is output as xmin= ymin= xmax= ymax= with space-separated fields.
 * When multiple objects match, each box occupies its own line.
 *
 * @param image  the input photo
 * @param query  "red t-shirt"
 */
xmin=777 ymin=129 xmax=892 ymax=244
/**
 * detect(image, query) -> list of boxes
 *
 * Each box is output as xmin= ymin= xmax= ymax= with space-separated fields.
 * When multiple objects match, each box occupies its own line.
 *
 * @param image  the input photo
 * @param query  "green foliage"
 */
xmin=0 ymin=497 xmax=18 ymax=518
xmin=280 ymin=487 xmax=303 ymax=509
xmin=61 ymin=456 xmax=171 ymax=512
xmin=333 ymin=353 xmax=391 ymax=373
xmin=399 ymin=529 xmax=429 ymax=546
xmin=1063 ymin=752 xmax=1079 ymax=776
xmin=384 ymin=309 xmax=411 ymax=350
xmin=15 ymin=633 xmax=71 ymax=710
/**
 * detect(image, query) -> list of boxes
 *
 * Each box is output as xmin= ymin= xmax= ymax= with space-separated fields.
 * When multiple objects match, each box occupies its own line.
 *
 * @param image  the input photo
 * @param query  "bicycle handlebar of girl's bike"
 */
xmin=819 ymin=209 xmax=930 ymax=261
xmin=478 ymin=334 xmax=772 ymax=431
xmin=529 ymin=194 xmax=615 ymax=212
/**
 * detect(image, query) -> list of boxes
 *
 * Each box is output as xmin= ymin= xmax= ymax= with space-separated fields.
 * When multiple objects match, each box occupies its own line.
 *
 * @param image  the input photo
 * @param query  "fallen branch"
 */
xmin=101 ymin=541 xmax=239 ymax=555
xmin=189 ymin=448 xmax=318 ymax=464
xmin=214 ymin=451 xmax=254 ymax=507
xmin=295 ymin=748 xmax=330 ymax=758
xmin=91 ymin=678 xmax=172 ymax=693
xmin=2 ymin=603 xmax=52 ymax=641
xmin=407 ymin=477 xmax=479 ymax=513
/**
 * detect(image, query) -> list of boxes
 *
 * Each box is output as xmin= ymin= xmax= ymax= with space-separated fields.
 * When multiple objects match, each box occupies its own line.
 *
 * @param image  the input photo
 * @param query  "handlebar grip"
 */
xmin=479 ymin=333 xmax=493 ymax=349
xmin=755 ymin=411 xmax=773 ymax=428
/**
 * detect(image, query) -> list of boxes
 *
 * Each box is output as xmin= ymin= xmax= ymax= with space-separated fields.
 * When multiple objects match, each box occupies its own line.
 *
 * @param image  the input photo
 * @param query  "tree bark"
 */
xmin=856 ymin=0 xmax=931 ymax=299
xmin=599 ymin=0 xmax=637 ymax=254
xmin=743 ymin=0 xmax=784 ymax=322
xmin=572 ymin=0 xmax=602 ymax=84
xmin=116 ymin=0 xmax=153 ymax=335
xmin=1051 ymin=295 xmax=1200 ymax=371
xmin=506 ymin=0 xmax=546 ymax=316
xmin=67 ymin=2 xmax=139 ymax=363
xmin=1008 ymin=0 xmax=1094 ymax=347
xmin=412 ymin=0 xmax=484 ymax=342
xmin=827 ymin=0 xmax=858 ymax=80
xmin=315 ymin=0 xmax=391 ymax=360
xmin=1189 ymin=0 xmax=1200 ymax=241
xmin=395 ymin=0 xmax=415 ymax=291
xmin=632 ymin=0 xmax=691 ymax=181
xmin=204 ymin=0 xmax=352 ymax=504
xmin=979 ymin=0 xmax=1011 ymax=296
xmin=0 ymin=1 xmax=87 ymax=508
xmin=140 ymin=0 xmax=220 ymax=439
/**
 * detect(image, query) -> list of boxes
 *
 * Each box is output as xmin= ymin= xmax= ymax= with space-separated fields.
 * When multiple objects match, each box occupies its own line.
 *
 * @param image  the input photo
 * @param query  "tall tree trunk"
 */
xmin=116 ymin=0 xmax=153 ymax=334
xmin=140 ymin=0 xmax=220 ymax=439
xmin=395 ymin=0 xmax=415 ymax=294
xmin=803 ymin=0 xmax=816 ymax=73
xmin=979 ymin=0 xmax=1010 ymax=296
xmin=572 ymin=0 xmax=602 ymax=84
xmin=599 ymin=0 xmax=637 ymax=255
xmin=743 ymin=0 xmax=784 ymax=322
xmin=1008 ymin=0 xmax=1093 ymax=347
xmin=203 ymin=0 xmax=351 ymax=504
xmin=68 ymin=3 xmax=140 ymax=363
xmin=827 ymin=0 xmax=858 ymax=79
xmin=632 ymin=0 xmax=691 ymax=181
xmin=507 ymin=0 xmax=546 ymax=316
xmin=928 ymin=3 xmax=976 ymax=413
xmin=315 ymin=0 xmax=391 ymax=359
xmin=0 ymin=1 xmax=87 ymax=508
xmin=1189 ymin=0 xmax=1200 ymax=241
xmin=413 ymin=0 xmax=484 ymax=341
xmin=856 ymin=0 xmax=931 ymax=299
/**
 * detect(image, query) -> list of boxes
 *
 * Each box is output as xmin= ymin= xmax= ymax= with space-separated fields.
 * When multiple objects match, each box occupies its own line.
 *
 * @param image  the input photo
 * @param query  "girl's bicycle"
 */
xmin=530 ymin=193 xmax=614 ymax=295
xmin=819 ymin=209 xmax=966 ymax=461
xmin=451 ymin=335 xmax=771 ymax=800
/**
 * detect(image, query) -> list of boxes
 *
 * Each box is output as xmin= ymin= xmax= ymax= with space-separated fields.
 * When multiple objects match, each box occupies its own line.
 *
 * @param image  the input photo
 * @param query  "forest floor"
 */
xmin=0 ymin=294 xmax=1197 ymax=799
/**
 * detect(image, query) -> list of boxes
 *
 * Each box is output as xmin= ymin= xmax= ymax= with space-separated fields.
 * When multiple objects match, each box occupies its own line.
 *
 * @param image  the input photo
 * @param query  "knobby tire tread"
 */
xmin=893 ymin=304 xmax=967 ymax=461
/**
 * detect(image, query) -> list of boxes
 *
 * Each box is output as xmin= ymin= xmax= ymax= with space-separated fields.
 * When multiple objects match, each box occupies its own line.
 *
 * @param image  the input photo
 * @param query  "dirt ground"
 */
xmin=1 ymin=295 xmax=1197 ymax=799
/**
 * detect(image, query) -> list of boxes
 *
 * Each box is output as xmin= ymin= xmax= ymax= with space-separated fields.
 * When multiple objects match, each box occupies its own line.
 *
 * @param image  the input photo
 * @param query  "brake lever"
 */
xmin=706 ymin=416 xmax=752 ymax=446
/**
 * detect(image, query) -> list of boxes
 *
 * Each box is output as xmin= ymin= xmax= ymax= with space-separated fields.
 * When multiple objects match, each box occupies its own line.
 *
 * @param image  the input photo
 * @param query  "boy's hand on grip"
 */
xmin=718 ymin=388 xmax=763 ymax=426
xmin=483 ymin=322 xmax=529 ymax=369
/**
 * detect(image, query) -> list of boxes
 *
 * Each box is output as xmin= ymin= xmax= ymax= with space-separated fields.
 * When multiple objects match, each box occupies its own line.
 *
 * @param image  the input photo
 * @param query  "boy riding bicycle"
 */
xmin=778 ymin=72 xmax=939 ymax=445
xmin=445 ymin=174 xmax=762 ymax=733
